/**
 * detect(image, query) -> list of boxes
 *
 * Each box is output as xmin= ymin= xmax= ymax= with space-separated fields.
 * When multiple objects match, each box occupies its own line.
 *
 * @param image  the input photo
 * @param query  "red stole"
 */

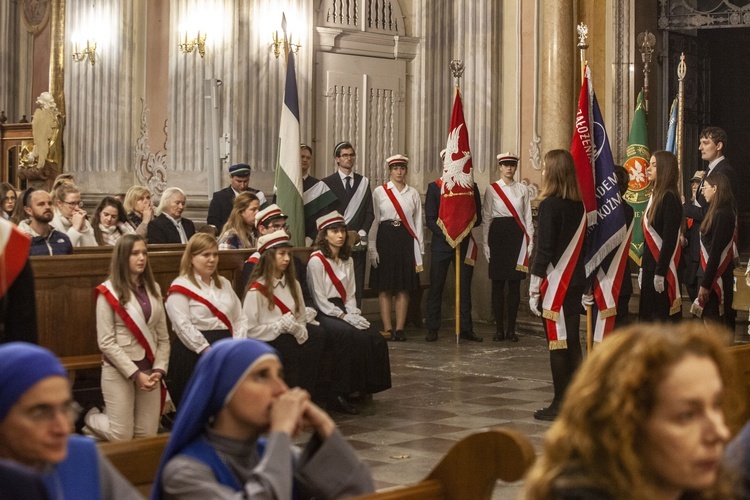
xmin=0 ymin=222 xmax=31 ymax=297
xmin=642 ymin=201 xmax=682 ymax=316
xmin=249 ymin=282 xmax=293 ymax=315
xmin=490 ymin=182 xmax=530 ymax=272
xmin=310 ymin=251 xmax=347 ymax=302
xmin=166 ymin=284 xmax=234 ymax=334
xmin=382 ymin=183 xmax=423 ymax=272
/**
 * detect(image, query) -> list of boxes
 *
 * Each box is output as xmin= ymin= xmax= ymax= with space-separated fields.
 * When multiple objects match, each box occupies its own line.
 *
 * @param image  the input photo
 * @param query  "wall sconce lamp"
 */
xmin=272 ymin=31 xmax=301 ymax=58
xmin=72 ymin=40 xmax=97 ymax=65
xmin=179 ymin=31 xmax=207 ymax=58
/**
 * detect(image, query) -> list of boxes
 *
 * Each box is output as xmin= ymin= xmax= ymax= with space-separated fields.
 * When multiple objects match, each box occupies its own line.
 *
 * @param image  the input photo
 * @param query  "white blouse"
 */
xmin=368 ymin=182 xmax=424 ymax=253
xmin=481 ymin=179 xmax=533 ymax=256
xmin=165 ymin=274 xmax=248 ymax=353
xmin=242 ymin=276 xmax=307 ymax=342
xmin=306 ymin=253 xmax=360 ymax=318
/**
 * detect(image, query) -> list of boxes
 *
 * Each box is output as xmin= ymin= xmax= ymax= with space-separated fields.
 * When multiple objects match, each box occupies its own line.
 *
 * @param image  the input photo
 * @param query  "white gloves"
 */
xmin=279 ymin=312 xmax=298 ymax=333
xmin=529 ymin=274 xmax=542 ymax=317
xmin=369 ymin=248 xmax=380 ymax=268
xmin=483 ymin=245 xmax=491 ymax=262
xmin=304 ymin=307 xmax=319 ymax=325
xmin=278 ymin=312 xmax=308 ymax=344
xmin=344 ymin=313 xmax=370 ymax=330
xmin=654 ymin=274 xmax=665 ymax=293
xmin=528 ymin=242 xmax=534 ymax=257
xmin=581 ymin=293 xmax=594 ymax=309
xmin=638 ymin=268 xmax=643 ymax=289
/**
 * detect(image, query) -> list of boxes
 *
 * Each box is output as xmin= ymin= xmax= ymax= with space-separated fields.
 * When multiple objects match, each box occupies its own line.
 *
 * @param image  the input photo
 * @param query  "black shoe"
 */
xmin=492 ymin=331 xmax=505 ymax=342
xmin=507 ymin=331 xmax=519 ymax=342
xmin=329 ymin=395 xmax=360 ymax=415
xmin=425 ymin=330 xmax=438 ymax=342
xmin=533 ymin=404 xmax=559 ymax=421
xmin=394 ymin=330 xmax=407 ymax=341
xmin=459 ymin=331 xmax=483 ymax=342
xmin=385 ymin=329 xmax=396 ymax=341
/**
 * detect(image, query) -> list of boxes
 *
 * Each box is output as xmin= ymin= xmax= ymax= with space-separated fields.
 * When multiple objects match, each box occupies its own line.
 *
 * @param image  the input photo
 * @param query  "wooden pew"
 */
xmin=98 ymin=428 xmax=534 ymax=499
xmin=727 ymin=344 xmax=750 ymax=435
xmin=356 ymin=428 xmax=534 ymax=500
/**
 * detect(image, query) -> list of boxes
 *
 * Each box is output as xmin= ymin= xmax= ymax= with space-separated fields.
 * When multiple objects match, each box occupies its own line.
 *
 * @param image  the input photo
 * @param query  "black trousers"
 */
xmin=543 ymin=286 xmax=583 ymax=405
xmin=352 ymin=251 xmax=366 ymax=308
xmin=425 ymin=252 xmax=474 ymax=333
xmin=491 ymin=279 xmax=521 ymax=333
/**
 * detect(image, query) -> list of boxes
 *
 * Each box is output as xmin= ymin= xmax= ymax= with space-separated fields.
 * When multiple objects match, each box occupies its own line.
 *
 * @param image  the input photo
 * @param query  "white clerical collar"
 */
xmin=707 ymin=156 xmax=724 ymax=173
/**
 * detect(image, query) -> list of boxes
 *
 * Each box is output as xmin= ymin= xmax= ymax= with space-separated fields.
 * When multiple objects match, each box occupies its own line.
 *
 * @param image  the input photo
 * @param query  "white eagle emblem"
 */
xmin=442 ymin=124 xmax=473 ymax=193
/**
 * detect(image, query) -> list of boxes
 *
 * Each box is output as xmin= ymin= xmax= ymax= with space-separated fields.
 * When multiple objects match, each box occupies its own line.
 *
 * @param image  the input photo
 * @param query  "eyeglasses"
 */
xmin=268 ymin=223 xmax=289 ymax=231
xmin=62 ymin=200 xmax=84 ymax=208
xmin=22 ymin=400 xmax=81 ymax=424
xmin=339 ymin=153 xmax=356 ymax=159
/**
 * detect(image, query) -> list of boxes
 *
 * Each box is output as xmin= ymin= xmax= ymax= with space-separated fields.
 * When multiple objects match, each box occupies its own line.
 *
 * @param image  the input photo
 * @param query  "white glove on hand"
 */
xmin=344 ymin=313 xmax=370 ymax=329
xmin=529 ymin=274 xmax=542 ymax=317
xmin=638 ymin=268 xmax=643 ymax=289
xmin=368 ymin=248 xmax=379 ymax=268
xmin=279 ymin=312 xmax=298 ymax=333
xmin=528 ymin=242 xmax=534 ymax=257
xmin=304 ymin=307 xmax=319 ymax=325
xmin=654 ymin=274 xmax=665 ymax=293
xmin=292 ymin=323 xmax=308 ymax=344
xmin=483 ymin=245 xmax=491 ymax=262
xmin=529 ymin=295 xmax=542 ymax=317
xmin=581 ymin=293 xmax=594 ymax=309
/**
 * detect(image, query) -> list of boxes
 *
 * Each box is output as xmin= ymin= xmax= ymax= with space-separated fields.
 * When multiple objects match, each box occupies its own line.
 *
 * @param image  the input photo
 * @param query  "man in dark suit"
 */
xmin=683 ymin=126 xmax=738 ymax=329
xmin=207 ymin=163 xmax=267 ymax=231
xmin=424 ymin=151 xmax=483 ymax=342
xmin=321 ymin=142 xmax=374 ymax=307
xmin=148 ymin=187 xmax=196 ymax=244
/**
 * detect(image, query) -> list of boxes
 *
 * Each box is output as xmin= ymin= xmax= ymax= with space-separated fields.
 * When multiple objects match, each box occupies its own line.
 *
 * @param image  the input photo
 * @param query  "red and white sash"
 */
xmin=693 ymin=230 xmax=735 ymax=317
xmin=95 ymin=281 xmax=167 ymax=410
xmin=593 ymin=218 xmax=634 ymax=343
xmin=249 ymin=281 xmax=293 ymax=315
xmin=436 ymin=179 xmax=477 ymax=266
xmin=383 ymin=182 xmax=423 ymax=272
xmin=245 ymin=252 xmax=260 ymax=266
xmin=0 ymin=221 xmax=30 ymax=297
xmin=642 ymin=200 xmax=682 ymax=316
xmin=490 ymin=181 xmax=530 ymax=272
xmin=166 ymin=283 xmax=234 ymax=334
xmin=310 ymin=250 xmax=347 ymax=303
xmin=540 ymin=212 xmax=587 ymax=350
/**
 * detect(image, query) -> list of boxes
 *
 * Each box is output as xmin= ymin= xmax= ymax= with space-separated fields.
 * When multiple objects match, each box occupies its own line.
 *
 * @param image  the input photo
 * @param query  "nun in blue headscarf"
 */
xmin=153 ymin=338 xmax=374 ymax=499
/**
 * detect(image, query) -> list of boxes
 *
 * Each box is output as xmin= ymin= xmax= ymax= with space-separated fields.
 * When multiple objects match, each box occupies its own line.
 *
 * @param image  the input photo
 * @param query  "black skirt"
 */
xmin=369 ymin=222 xmax=420 ymax=292
xmin=488 ymin=217 xmax=526 ymax=280
xmin=167 ymin=329 xmax=232 ymax=409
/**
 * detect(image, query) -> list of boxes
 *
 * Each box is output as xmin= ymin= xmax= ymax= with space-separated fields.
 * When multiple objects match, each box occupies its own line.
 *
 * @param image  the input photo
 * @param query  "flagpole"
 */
xmin=450 ymin=60 xmax=465 ymax=345
xmin=676 ymin=53 xmax=687 ymax=196
xmin=637 ymin=31 xmax=655 ymax=112
xmin=577 ymin=23 xmax=594 ymax=353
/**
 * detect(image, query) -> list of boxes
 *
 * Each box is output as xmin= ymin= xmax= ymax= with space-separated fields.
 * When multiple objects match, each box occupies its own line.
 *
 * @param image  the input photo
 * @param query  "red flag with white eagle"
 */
xmin=438 ymin=88 xmax=477 ymax=247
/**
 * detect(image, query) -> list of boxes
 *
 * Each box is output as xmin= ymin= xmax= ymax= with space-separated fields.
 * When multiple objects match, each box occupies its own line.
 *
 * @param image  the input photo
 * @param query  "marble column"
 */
xmin=540 ymin=0 xmax=575 ymax=154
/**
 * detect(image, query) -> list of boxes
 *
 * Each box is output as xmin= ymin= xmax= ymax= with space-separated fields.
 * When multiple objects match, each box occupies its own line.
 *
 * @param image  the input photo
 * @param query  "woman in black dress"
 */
xmin=639 ymin=150 xmax=683 ymax=322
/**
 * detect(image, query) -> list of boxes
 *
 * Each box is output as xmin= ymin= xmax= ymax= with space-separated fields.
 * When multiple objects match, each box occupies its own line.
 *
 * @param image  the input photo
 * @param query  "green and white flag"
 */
xmin=623 ymin=90 xmax=651 ymax=266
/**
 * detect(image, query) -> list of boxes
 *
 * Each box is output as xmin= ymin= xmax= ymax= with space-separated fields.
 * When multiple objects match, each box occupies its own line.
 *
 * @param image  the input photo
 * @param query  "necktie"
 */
xmin=345 ymin=176 xmax=353 ymax=198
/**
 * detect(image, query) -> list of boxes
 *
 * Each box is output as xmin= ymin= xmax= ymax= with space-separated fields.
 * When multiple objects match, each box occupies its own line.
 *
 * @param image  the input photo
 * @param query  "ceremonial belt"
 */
xmin=540 ymin=212 xmax=586 ymax=350
xmin=166 ymin=285 xmax=234 ymax=334
xmin=593 ymin=218 xmax=633 ymax=344
xmin=249 ymin=282 xmax=293 ymax=315
xmin=642 ymin=203 xmax=682 ymax=315
xmin=310 ymin=251 xmax=347 ymax=303
xmin=383 ymin=183 xmax=423 ymax=272
xmin=490 ymin=182 xmax=530 ymax=272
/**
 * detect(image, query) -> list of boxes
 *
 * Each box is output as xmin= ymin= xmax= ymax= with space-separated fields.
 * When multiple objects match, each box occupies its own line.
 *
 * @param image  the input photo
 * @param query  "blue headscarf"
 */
xmin=0 ymin=343 xmax=67 ymax=422
xmin=152 ymin=338 xmax=278 ymax=499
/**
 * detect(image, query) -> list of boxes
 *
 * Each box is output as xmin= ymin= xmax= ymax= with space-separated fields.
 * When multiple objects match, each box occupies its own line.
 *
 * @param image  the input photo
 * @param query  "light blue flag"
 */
xmin=665 ymin=97 xmax=678 ymax=154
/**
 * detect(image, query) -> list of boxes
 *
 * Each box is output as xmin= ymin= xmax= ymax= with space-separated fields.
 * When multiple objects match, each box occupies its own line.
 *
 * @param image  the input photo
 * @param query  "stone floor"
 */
xmin=325 ymin=319 xmax=555 ymax=499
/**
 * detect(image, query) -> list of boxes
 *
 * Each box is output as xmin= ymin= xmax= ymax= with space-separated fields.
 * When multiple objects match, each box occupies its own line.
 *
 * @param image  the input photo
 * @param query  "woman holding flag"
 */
xmin=368 ymin=155 xmax=424 ymax=342
xmin=83 ymin=234 xmax=170 ymax=441
xmin=692 ymin=172 xmax=736 ymax=321
xmin=482 ymin=152 xmax=533 ymax=343
xmin=639 ymin=151 xmax=683 ymax=322
xmin=528 ymin=150 xmax=587 ymax=422
xmin=165 ymin=233 xmax=248 ymax=407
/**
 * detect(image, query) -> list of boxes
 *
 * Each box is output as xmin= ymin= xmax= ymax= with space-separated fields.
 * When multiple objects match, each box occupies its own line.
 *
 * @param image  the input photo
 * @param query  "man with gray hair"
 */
xmin=147 ymin=187 xmax=196 ymax=244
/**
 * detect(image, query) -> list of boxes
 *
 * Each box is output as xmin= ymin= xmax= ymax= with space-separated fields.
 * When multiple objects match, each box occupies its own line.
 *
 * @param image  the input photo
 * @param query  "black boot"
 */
xmin=492 ymin=330 xmax=505 ymax=342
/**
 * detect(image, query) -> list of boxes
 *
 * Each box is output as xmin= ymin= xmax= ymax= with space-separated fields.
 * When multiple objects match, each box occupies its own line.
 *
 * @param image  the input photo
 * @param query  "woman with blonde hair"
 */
xmin=83 ymin=234 xmax=169 ymax=441
xmin=528 ymin=149 xmax=587 ymax=421
xmin=165 ymin=233 xmax=248 ymax=407
xmin=123 ymin=185 xmax=153 ymax=238
xmin=523 ymin=322 xmax=735 ymax=499
xmin=217 ymin=191 xmax=259 ymax=250
xmin=640 ymin=150 xmax=683 ymax=321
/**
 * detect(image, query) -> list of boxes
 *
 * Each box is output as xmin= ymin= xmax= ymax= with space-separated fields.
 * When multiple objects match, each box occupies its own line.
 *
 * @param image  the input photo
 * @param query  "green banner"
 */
xmin=623 ymin=90 xmax=651 ymax=266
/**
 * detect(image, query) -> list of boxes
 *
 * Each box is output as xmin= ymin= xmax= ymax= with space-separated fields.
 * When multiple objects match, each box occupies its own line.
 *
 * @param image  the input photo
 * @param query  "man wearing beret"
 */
xmin=207 ymin=163 xmax=267 ymax=231
xmin=0 ymin=342 xmax=140 ymax=499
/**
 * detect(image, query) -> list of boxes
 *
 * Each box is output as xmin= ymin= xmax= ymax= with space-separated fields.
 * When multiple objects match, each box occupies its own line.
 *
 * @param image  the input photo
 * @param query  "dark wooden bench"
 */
xmin=727 ymin=343 xmax=750 ymax=435
xmin=98 ymin=428 xmax=533 ymax=499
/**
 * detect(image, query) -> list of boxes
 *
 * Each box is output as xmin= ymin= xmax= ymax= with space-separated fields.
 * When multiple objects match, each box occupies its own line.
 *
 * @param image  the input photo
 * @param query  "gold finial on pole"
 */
xmin=577 ymin=23 xmax=589 ymax=84
xmin=637 ymin=31 xmax=656 ymax=112
xmin=676 ymin=53 xmax=687 ymax=196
